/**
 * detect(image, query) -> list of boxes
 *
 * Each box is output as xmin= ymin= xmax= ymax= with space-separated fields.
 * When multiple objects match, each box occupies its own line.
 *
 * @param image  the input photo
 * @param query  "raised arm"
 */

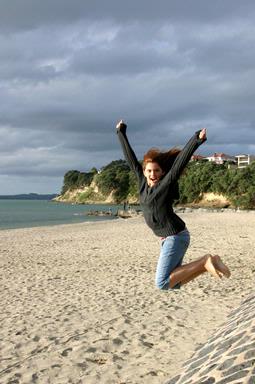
xmin=159 ymin=128 xmax=207 ymax=188
xmin=116 ymin=120 xmax=143 ymax=180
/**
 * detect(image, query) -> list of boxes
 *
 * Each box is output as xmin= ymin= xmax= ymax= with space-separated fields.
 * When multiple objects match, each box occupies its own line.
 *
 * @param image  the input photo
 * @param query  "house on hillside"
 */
xmin=206 ymin=153 xmax=236 ymax=165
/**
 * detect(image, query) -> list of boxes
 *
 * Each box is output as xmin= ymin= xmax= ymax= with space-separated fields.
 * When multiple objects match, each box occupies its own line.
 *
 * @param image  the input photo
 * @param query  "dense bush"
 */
xmin=179 ymin=161 xmax=255 ymax=209
xmin=93 ymin=160 xmax=129 ymax=203
xmin=61 ymin=169 xmax=97 ymax=194
xmin=178 ymin=161 xmax=227 ymax=203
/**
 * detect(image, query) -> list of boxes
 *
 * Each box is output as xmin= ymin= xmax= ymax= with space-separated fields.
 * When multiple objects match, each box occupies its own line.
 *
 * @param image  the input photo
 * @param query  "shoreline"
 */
xmin=0 ymin=216 xmax=119 ymax=232
xmin=1 ymin=205 xmax=255 ymax=232
xmin=0 ymin=211 xmax=254 ymax=383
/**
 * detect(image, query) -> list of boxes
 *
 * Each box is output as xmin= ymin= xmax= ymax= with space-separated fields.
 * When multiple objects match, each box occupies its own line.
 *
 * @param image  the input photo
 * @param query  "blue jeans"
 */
xmin=155 ymin=229 xmax=190 ymax=290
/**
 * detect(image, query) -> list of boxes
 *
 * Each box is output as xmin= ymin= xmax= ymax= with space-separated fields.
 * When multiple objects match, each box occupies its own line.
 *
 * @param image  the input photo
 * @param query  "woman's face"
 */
xmin=143 ymin=162 xmax=165 ymax=187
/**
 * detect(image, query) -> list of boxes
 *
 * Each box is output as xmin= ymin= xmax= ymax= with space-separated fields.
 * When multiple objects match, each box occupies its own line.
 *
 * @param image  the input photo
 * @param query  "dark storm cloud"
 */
xmin=1 ymin=0 xmax=255 ymax=31
xmin=1 ymin=1 xmax=255 ymax=193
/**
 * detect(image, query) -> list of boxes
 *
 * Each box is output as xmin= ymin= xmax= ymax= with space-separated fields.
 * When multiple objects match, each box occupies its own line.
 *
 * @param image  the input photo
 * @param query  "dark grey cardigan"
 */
xmin=117 ymin=124 xmax=206 ymax=237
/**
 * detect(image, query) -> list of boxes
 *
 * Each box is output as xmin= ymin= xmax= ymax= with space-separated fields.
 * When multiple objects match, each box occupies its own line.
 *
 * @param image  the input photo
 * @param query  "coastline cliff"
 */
xmin=55 ymin=159 xmax=255 ymax=209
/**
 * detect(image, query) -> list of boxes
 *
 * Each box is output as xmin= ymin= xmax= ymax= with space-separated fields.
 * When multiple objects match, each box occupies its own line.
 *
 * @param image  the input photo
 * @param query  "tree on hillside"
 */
xmin=179 ymin=161 xmax=222 ymax=203
xmin=61 ymin=170 xmax=94 ymax=194
xmin=95 ymin=160 xmax=130 ymax=202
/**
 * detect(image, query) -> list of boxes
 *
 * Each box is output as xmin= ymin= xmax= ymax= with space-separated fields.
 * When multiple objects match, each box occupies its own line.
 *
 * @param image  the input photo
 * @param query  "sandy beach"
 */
xmin=0 ymin=211 xmax=254 ymax=384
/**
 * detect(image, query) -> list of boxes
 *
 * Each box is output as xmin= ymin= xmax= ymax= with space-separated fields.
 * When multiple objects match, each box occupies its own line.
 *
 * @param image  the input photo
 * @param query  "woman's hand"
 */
xmin=199 ymin=128 xmax=207 ymax=140
xmin=116 ymin=119 xmax=126 ymax=129
xmin=116 ymin=119 xmax=127 ymax=133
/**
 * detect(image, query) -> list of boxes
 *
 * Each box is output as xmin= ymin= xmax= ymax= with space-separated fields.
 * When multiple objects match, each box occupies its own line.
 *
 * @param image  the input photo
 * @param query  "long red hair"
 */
xmin=143 ymin=147 xmax=181 ymax=173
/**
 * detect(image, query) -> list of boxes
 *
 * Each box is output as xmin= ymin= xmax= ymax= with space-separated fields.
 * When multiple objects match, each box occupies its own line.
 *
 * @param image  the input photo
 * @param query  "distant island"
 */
xmin=0 ymin=193 xmax=58 ymax=200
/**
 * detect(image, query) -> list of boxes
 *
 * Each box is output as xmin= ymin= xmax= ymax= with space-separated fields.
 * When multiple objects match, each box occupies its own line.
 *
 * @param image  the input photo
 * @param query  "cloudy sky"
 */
xmin=1 ymin=0 xmax=255 ymax=194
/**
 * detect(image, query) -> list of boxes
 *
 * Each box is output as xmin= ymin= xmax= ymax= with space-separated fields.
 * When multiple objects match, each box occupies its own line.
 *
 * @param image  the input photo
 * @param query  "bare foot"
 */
xmin=204 ymin=255 xmax=222 ymax=278
xmin=212 ymin=255 xmax=231 ymax=278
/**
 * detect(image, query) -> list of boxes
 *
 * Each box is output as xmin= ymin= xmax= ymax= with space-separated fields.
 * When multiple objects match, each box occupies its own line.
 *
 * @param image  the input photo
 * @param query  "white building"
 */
xmin=206 ymin=153 xmax=236 ymax=165
xmin=235 ymin=154 xmax=252 ymax=168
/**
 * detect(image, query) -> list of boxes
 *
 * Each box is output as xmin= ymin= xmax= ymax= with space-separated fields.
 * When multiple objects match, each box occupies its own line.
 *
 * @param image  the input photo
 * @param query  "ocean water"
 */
xmin=0 ymin=200 xmax=122 ymax=230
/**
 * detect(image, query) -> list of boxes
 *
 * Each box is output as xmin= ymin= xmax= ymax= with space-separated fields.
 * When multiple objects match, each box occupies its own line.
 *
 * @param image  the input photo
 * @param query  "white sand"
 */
xmin=0 ymin=211 xmax=254 ymax=384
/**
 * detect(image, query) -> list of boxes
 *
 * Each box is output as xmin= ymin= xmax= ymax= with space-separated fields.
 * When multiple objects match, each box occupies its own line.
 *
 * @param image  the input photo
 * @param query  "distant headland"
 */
xmin=0 ymin=193 xmax=58 ymax=200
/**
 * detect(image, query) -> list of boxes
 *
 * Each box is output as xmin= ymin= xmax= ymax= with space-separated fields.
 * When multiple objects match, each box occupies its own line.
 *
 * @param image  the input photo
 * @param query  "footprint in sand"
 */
xmin=61 ymin=347 xmax=72 ymax=356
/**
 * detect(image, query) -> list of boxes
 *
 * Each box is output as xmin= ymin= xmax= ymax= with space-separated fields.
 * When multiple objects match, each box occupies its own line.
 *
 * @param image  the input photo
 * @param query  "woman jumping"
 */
xmin=116 ymin=120 xmax=230 ymax=290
